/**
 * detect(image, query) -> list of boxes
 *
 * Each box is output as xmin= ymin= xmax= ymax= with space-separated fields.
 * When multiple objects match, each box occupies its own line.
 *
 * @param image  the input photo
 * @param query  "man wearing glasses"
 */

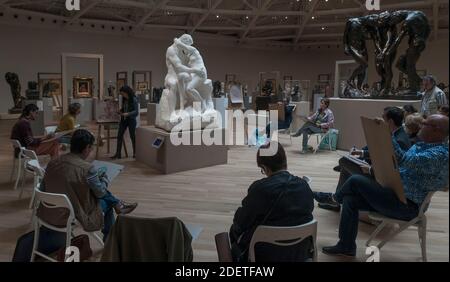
xmin=319 ymin=114 xmax=449 ymax=257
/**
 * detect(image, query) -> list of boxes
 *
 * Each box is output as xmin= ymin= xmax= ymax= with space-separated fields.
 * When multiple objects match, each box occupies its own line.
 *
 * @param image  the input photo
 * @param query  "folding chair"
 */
xmin=31 ymin=187 xmax=104 ymax=262
xmin=365 ymin=191 xmax=445 ymax=262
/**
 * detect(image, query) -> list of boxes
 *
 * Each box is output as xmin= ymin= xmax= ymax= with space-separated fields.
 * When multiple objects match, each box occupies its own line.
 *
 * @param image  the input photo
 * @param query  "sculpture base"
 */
xmin=8 ymin=108 xmax=23 ymax=114
xmin=329 ymin=98 xmax=422 ymax=150
xmin=341 ymin=87 xmax=421 ymax=101
xmin=136 ymin=126 xmax=228 ymax=174
xmin=156 ymin=108 xmax=220 ymax=132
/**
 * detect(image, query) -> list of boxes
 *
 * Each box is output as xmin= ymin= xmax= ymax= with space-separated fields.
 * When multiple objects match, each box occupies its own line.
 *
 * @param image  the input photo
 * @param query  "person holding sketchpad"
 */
xmin=316 ymin=106 xmax=411 ymax=212
xmin=318 ymin=114 xmax=449 ymax=257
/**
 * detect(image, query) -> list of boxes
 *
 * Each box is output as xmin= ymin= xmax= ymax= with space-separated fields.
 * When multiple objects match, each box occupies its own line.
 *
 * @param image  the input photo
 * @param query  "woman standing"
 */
xmin=111 ymin=86 xmax=139 ymax=159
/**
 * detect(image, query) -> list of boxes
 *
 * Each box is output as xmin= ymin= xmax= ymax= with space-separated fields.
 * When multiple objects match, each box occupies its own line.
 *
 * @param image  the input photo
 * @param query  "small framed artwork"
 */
xmin=116 ymin=72 xmax=128 ymax=91
xmin=37 ymin=73 xmax=62 ymax=99
xmin=73 ymin=77 xmax=93 ymax=98
xmin=133 ymin=71 xmax=152 ymax=92
xmin=137 ymin=81 xmax=149 ymax=91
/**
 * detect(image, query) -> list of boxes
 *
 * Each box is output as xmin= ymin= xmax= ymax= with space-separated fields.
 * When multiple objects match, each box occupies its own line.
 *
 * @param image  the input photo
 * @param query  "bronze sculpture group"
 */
xmin=344 ymin=10 xmax=430 ymax=97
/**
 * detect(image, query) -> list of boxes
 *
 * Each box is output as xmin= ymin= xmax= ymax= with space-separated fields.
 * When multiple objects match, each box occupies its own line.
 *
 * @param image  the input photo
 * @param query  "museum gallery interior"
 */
xmin=0 ymin=0 xmax=448 ymax=263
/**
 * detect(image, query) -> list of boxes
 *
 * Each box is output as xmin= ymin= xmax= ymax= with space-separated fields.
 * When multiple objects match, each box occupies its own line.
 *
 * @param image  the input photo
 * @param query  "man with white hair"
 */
xmin=421 ymin=75 xmax=448 ymax=117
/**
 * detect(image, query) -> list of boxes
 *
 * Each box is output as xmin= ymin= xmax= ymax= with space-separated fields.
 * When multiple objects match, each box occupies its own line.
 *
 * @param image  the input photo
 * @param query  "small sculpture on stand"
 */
xmin=261 ymin=80 xmax=273 ymax=96
xmin=25 ymin=81 xmax=40 ymax=100
xmin=213 ymin=80 xmax=222 ymax=98
xmin=5 ymin=72 xmax=25 ymax=114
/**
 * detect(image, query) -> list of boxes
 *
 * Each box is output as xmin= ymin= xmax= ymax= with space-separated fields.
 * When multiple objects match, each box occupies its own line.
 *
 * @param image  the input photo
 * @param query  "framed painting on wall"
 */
xmin=37 ymin=73 xmax=62 ymax=99
xmin=132 ymin=71 xmax=152 ymax=93
xmin=73 ymin=77 xmax=94 ymax=98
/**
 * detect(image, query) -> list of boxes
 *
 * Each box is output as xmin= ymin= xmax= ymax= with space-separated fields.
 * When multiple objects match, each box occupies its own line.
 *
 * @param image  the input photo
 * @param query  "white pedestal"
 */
xmin=329 ymin=98 xmax=421 ymax=150
xmin=136 ymin=126 xmax=228 ymax=174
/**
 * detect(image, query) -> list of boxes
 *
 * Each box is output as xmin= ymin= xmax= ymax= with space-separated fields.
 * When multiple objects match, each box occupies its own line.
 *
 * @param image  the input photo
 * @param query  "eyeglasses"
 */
xmin=260 ymin=168 xmax=266 ymax=175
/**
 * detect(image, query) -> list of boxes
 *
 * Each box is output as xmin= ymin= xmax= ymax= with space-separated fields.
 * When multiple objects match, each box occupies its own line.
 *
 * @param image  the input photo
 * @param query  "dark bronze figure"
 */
xmin=378 ymin=10 xmax=431 ymax=94
xmin=5 ymin=72 xmax=24 ymax=113
xmin=343 ymin=15 xmax=378 ymax=91
xmin=373 ymin=11 xmax=399 ymax=95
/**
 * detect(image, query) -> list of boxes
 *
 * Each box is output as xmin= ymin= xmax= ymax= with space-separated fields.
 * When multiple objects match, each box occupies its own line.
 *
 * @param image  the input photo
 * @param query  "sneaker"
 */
xmin=114 ymin=201 xmax=138 ymax=215
xmin=318 ymin=202 xmax=341 ymax=212
xmin=110 ymin=155 xmax=122 ymax=160
xmin=290 ymin=130 xmax=301 ymax=137
xmin=313 ymin=191 xmax=334 ymax=203
xmin=322 ymin=245 xmax=356 ymax=257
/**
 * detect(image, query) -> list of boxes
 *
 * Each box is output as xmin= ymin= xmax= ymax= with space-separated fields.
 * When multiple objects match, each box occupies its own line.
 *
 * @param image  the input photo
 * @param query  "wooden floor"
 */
xmin=0 ymin=118 xmax=448 ymax=262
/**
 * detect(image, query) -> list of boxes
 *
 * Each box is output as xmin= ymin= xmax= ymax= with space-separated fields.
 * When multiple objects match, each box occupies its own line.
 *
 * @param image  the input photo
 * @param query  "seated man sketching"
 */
xmin=291 ymin=98 xmax=334 ymax=153
xmin=317 ymin=106 xmax=411 ymax=211
xmin=318 ymin=114 xmax=449 ymax=257
xmin=228 ymin=142 xmax=314 ymax=262
xmin=37 ymin=129 xmax=138 ymax=241
xmin=11 ymin=104 xmax=60 ymax=160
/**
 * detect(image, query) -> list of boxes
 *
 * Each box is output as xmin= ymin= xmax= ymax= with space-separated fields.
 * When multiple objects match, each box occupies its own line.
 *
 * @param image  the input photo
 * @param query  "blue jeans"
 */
xmin=334 ymin=175 xmax=419 ymax=251
xmin=99 ymin=191 xmax=120 ymax=241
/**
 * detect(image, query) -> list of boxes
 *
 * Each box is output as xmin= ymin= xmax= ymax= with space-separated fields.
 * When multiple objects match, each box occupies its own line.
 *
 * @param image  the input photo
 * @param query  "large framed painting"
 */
xmin=73 ymin=77 xmax=94 ymax=98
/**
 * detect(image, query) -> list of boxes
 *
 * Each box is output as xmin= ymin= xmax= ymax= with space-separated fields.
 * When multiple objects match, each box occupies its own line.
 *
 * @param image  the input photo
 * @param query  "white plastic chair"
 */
xmin=25 ymin=156 xmax=46 ymax=211
xmin=31 ymin=186 xmax=104 ymax=262
xmin=10 ymin=140 xmax=26 ymax=191
xmin=365 ymin=191 xmax=443 ymax=262
xmin=248 ymin=219 xmax=318 ymax=262
xmin=19 ymin=149 xmax=45 ymax=202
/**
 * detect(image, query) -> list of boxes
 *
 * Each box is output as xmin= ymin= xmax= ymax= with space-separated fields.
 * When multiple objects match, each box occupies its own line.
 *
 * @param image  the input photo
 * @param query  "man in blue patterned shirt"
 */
xmin=319 ymin=114 xmax=449 ymax=257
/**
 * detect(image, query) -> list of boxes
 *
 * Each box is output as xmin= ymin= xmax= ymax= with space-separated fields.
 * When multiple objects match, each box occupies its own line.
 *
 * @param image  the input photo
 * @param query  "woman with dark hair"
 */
xmin=10 ymin=104 xmax=60 ymax=159
xmin=291 ymin=98 xmax=335 ymax=153
xmin=111 ymin=86 xmax=139 ymax=159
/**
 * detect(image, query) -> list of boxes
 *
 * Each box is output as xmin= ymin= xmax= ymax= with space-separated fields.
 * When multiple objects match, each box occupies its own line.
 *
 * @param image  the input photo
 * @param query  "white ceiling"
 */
xmin=0 ymin=0 xmax=448 ymax=49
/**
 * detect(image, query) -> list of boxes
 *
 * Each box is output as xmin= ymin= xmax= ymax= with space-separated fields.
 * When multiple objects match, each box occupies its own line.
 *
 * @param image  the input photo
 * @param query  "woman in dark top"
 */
xmin=111 ymin=86 xmax=139 ymax=159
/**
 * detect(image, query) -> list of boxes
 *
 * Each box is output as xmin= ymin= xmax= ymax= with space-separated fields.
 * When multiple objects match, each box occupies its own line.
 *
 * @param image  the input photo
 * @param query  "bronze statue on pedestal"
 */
xmin=5 ymin=72 xmax=24 ymax=113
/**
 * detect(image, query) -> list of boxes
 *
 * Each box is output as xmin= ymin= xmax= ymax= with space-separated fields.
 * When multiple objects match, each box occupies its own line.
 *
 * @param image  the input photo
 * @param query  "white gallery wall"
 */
xmin=0 ymin=24 xmax=448 ymax=113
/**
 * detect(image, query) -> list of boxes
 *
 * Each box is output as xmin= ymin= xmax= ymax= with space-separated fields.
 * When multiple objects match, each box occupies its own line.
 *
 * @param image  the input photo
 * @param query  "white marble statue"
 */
xmin=156 ymin=34 xmax=218 ymax=131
